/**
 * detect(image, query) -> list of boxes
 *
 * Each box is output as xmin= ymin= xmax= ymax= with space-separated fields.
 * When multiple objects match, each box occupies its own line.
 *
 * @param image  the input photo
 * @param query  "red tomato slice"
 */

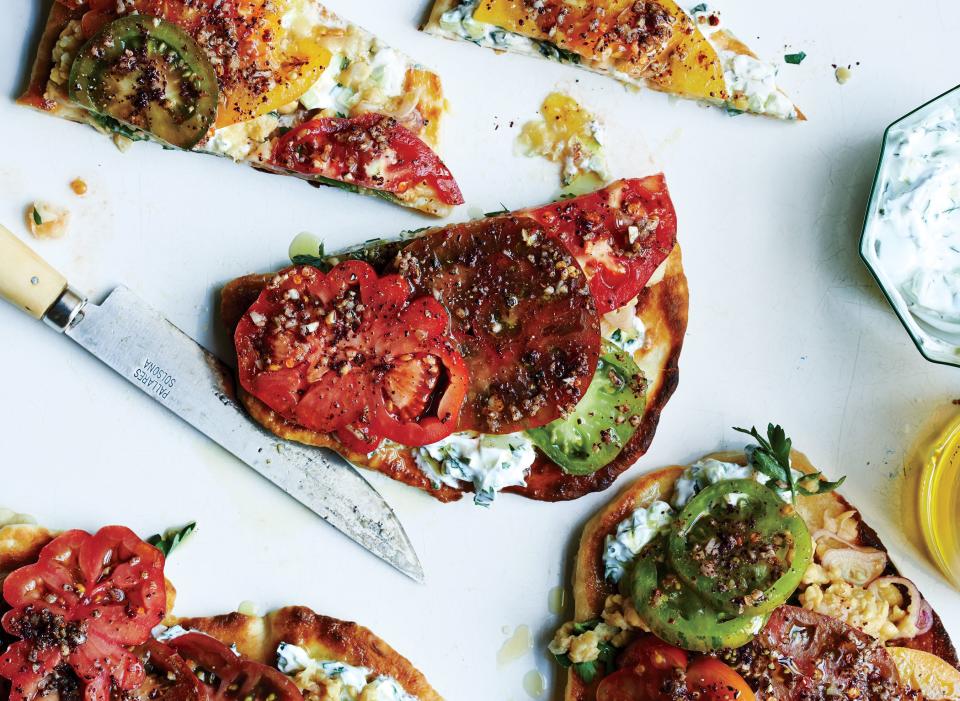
xmin=0 ymin=527 xmax=166 ymax=701
xmin=234 ymin=262 xmax=468 ymax=450
xmin=273 ymin=114 xmax=464 ymax=207
xmin=167 ymin=634 xmax=300 ymax=701
xmin=595 ymin=635 xmax=687 ymax=700
xmin=397 ymin=215 xmax=601 ymax=434
xmin=525 ymin=176 xmax=678 ymax=314
xmin=128 ymin=640 xmax=210 ymax=701
xmin=617 ymin=635 xmax=688 ymax=683
xmin=686 ymin=658 xmax=755 ymax=701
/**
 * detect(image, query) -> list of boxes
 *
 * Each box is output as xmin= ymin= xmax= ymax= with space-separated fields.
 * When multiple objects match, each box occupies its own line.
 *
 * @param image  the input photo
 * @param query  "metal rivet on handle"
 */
xmin=30 ymin=276 xmax=39 ymax=286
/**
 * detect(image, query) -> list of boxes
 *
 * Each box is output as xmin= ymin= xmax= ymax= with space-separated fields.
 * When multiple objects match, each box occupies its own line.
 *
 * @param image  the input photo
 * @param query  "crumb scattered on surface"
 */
xmin=69 ymin=178 xmax=88 ymax=196
xmin=26 ymin=201 xmax=70 ymax=240
xmin=835 ymin=66 xmax=852 ymax=84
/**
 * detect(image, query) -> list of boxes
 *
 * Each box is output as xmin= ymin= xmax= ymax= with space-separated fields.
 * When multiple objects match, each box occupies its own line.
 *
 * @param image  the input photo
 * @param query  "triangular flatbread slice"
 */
xmin=423 ymin=1 xmax=803 ymax=120
xmin=21 ymin=1 xmax=462 ymax=216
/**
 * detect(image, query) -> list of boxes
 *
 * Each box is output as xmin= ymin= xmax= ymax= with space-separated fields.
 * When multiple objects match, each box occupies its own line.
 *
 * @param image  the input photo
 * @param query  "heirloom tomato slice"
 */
xmin=166 ymin=634 xmax=300 ymax=701
xmin=396 ymin=216 xmax=601 ymax=434
xmin=127 ymin=640 xmax=209 ymax=701
xmin=273 ymin=114 xmax=464 ymax=206
xmin=234 ymin=262 xmax=468 ymax=451
xmin=0 ymin=527 xmax=166 ymax=701
xmin=525 ymin=176 xmax=678 ymax=314
xmin=68 ymin=0 xmax=334 ymax=127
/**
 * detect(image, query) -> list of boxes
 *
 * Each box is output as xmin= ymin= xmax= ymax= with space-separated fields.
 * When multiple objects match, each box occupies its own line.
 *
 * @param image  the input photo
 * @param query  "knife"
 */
xmin=0 ymin=225 xmax=423 ymax=582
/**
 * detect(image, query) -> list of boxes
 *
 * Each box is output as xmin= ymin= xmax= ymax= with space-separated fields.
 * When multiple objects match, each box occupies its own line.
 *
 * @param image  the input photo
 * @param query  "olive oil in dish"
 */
xmin=914 ymin=411 xmax=960 ymax=588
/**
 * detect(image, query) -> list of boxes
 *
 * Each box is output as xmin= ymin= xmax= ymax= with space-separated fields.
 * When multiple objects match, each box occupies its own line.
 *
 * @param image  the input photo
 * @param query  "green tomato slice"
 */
xmin=668 ymin=479 xmax=813 ymax=617
xmin=69 ymin=15 xmax=218 ymax=149
xmin=628 ymin=538 xmax=768 ymax=652
xmin=526 ymin=341 xmax=646 ymax=475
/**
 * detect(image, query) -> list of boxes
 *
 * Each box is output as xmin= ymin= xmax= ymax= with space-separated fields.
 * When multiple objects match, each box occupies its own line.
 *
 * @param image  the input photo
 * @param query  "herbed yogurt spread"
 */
xmin=277 ymin=642 xmax=418 ymax=701
xmin=601 ymin=458 xmax=793 ymax=583
xmin=871 ymin=102 xmax=960 ymax=333
xmin=413 ymin=431 xmax=536 ymax=506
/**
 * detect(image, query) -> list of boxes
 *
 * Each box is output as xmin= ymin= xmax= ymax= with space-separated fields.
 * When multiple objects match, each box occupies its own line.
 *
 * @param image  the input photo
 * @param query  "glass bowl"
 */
xmin=859 ymin=83 xmax=960 ymax=368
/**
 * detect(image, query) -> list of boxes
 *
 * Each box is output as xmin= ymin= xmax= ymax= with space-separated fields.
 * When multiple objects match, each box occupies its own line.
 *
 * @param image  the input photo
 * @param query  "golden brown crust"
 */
xmin=220 ymin=244 xmax=687 ymax=503
xmin=0 ymin=524 xmax=55 ymax=580
xmin=176 ymin=606 xmax=443 ymax=701
xmin=563 ymin=451 xmax=957 ymax=701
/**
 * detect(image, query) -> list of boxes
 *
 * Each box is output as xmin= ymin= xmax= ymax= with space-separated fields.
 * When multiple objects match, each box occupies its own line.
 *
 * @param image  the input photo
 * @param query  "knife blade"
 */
xmin=0 ymin=226 xmax=423 ymax=582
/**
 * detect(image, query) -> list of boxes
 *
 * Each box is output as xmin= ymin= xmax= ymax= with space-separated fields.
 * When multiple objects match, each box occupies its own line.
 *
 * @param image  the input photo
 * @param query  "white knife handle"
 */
xmin=0 ymin=225 xmax=85 ymax=330
xmin=0 ymin=224 xmax=67 ymax=319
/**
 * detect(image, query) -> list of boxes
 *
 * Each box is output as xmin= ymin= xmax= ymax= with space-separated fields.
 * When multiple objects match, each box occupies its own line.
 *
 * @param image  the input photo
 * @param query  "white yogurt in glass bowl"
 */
xmin=861 ymin=84 xmax=960 ymax=367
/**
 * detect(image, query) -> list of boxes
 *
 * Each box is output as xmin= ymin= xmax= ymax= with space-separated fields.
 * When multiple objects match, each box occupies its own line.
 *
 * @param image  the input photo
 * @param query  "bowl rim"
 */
xmin=858 ymin=82 xmax=960 ymax=369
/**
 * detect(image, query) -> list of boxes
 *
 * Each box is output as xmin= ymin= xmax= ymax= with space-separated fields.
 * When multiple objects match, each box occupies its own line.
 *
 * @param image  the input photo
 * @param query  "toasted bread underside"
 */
xmin=177 ymin=607 xmax=443 ymax=701
xmin=0 ymin=524 xmax=442 ymax=701
xmin=219 ymin=246 xmax=688 ymax=503
xmin=564 ymin=451 xmax=959 ymax=701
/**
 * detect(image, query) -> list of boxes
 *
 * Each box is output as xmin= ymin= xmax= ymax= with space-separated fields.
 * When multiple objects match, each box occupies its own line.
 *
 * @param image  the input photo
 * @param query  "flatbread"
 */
xmin=20 ymin=1 xmax=453 ymax=215
xmin=563 ymin=451 xmax=959 ymax=701
xmin=219 ymin=244 xmax=687 ymax=503
xmin=177 ymin=607 xmax=442 ymax=701
xmin=0 ymin=523 xmax=442 ymax=701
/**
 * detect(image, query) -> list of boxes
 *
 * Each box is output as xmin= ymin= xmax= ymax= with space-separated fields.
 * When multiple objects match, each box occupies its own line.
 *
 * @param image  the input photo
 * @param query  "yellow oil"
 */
xmin=547 ymin=586 xmax=566 ymax=615
xmin=497 ymin=625 xmax=533 ymax=667
xmin=915 ymin=413 xmax=960 ymax=588
xmin=523 ymin=669 xmax=546 ymax=698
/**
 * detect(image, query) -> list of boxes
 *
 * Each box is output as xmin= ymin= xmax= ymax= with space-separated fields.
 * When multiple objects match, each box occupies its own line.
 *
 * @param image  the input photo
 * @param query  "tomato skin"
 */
xmin=686 ymin=658 xmax=755 ymax=701
xmin=235 ymin=263 xmax=468 ymax=450
xmin=273 ymin=114 xmax=464 ymax=206
xmin=0 ymin=527 xmax=167 ymax=701
xmin=526 ymin=176 xmax=678 ymax=314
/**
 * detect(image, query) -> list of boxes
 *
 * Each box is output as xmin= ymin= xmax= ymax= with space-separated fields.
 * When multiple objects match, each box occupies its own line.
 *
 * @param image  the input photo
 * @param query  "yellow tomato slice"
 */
xmin=216 ymin=0 xmax=333 ymax=128
xmin=473 ymin=0 xmax=672 ymax=73
xmin=473 ymin=0 xmax=725 ymax=101
xmin=644 ymin=2 xmax=726 ymax=103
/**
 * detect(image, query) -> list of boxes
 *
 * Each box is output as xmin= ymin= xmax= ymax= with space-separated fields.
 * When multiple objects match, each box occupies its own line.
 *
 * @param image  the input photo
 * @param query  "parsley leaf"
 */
xmin=784 ymin=51 xmax=807 ymax=65
xmin=32 ymin=208 xmax=42 ymax=226
xmin=691 ymin=3 xmax=708 ymax=13
xmin=148 ymin=522 xmax=196 ymax=557
xmin=734 ymin=424 xmax=845 ymax=502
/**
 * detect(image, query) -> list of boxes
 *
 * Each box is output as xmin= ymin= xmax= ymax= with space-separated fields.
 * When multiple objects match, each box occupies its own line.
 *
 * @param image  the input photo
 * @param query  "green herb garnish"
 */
xmin=536 ymin=40 xmax=582 ymax=65
xmin=691 ymin=3 xmax=708 ymax=13
xmin=32 ymin=208 xmax=42 ymax=226
xmin=484 ymin=203 xmax=510 ymax=218
xmin=784 ymin=51 xmax=807 ymax=65
xmin=734 ymin=424 xmax=845 ymax=502
xmin=148 ymin=522 xmax=196 ymax=557
xmin=92 ymin=113 xmax=147 ymax=142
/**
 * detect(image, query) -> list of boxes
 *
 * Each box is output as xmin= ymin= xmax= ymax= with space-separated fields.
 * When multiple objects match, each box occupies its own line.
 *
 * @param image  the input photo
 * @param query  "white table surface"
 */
xmin=2 ymin=2 xmax=959 ymax=699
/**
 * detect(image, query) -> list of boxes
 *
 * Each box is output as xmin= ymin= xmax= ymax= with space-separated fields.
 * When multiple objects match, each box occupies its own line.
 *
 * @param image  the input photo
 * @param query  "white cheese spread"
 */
xmin=602 ymin=501 xmax=674 ymax=583
xmin=871 ymin=103 xmax=960 ymax=333
xmin=276 ymin=643 xmax=417 ymax=701
xmin=413 ymin=431 xmax=535 ymax=506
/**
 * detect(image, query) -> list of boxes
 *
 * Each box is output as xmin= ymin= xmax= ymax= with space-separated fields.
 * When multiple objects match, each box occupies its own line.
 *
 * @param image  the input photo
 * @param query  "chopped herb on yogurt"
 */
xmin=413 ymin=431 xmax=535 ymax=506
